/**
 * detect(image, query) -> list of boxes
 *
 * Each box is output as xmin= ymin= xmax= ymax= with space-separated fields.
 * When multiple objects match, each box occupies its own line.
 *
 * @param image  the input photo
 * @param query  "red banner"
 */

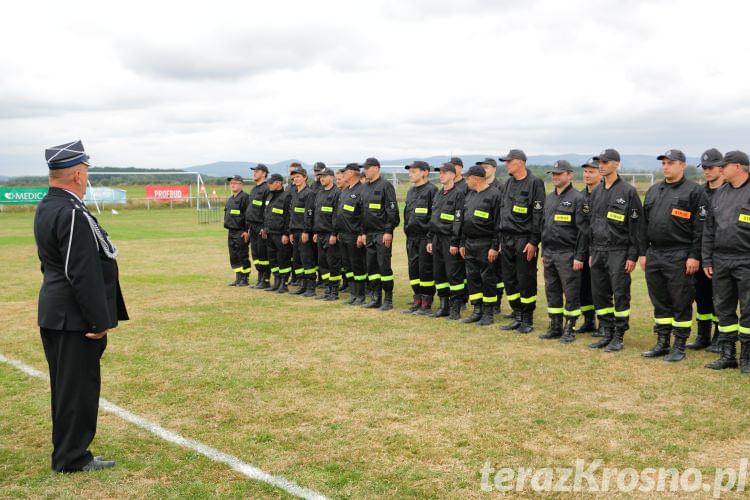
xmin=145 ymin=185 xmax=189 ymax=201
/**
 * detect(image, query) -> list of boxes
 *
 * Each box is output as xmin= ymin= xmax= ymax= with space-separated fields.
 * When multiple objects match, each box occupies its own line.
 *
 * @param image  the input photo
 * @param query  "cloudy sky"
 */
xmin=2 ymin=0 xmax=749 ymax=176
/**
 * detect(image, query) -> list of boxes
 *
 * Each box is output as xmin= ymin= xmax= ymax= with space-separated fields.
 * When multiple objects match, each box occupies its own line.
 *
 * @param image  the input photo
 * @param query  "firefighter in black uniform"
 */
xmin=458 ymin=165 xmax=502 ymax=325
xmin=702 ymin=150 xmax=750 ymax=373
xmin=245 ymin=164 xmax=270 ymax=288
xmin=450 ymin=157 xmax=469 ymax=310
xmin=311 ymin=162 xmax=325 ymax=193
xmin=639 ymin=150 xmax=707 ymax=362
xmin=498 ymin=149 xmax=546 ymax=334
xmin=335 ymin=168 xmax=352 ymax=293
xmin=479 ymin=158 xmax=505 ymax=315
xmin=284 ymin=163 xmax=303 ymax=287
xmin=262 ymin=173 xmax=292 ymax=293
xmin=224 ymin=174 xmax=252 ymax=286
xmin=305 ymin=167 xmax=342 ymax=300
xmin=288 ymin=167 xmax=317 ymax=294
xmin=36 ymin=140 xmax=127 ymax=472
xmin=426 ymin=162 xmax=466 ymax=320
xmin=402 ymin=161 xmax=438 ymax=315
xmin=359 ymin=157 xmax=400 ymax=310
xmin=539 ymin=160 xmax=589 ymax=343
xmin=688 ymin=148 xmax=724 ymax=352
xmin=587 ymin=149 xmax=642 ymax=352
xmin=576 ymin=158 xmax=601 ymax=335
xmin=335 ymin=163 xmax=368 ymax=305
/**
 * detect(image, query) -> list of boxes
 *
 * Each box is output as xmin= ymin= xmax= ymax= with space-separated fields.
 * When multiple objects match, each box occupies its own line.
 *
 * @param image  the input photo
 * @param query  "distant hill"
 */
xmin=185 ymin=160 xmax=312 ymax=177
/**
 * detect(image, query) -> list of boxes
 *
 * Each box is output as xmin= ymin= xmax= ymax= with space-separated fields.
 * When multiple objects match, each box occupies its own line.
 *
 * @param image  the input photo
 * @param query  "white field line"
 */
xmin=0 ymin=353 xmax=329 ymax=500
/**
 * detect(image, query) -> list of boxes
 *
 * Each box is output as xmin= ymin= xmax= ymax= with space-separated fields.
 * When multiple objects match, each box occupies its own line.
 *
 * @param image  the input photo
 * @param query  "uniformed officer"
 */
xmin=262 ymin=173 xmax=292 ymax=293
xmin=426 ymin=162 xmax=466 ymax=319
xmin=311 ymin=162 xmax=325 ymax=193
xmin=478 ymin=158 xmax=505 ymax=315
xmin=36 ymin=140 xmax=128 ymax=472
xmin=305 ymin=167 xmax=342 ymax=300
xmin=450 ymin=157 xmax=469 ymax=310
xmin=459 ymin=165 xmax=502 ymax=326
xmin=587 ymin=149 xmax=642 ymax=352
xmin=702 ymin=150 xmax=750 ymax=373
xmin=288 ymin=166 xmax=317 ymax=294
xmin=497 ymin=149 xmax=545 ymax=334
xmin=539 ymin=160 xmax=589 ymax=343
xmin=335 ymin=167 xmax=352 ymax=293
xmin=285 ymin=163 xmax=303 ymax=287
xmin=359 ymin=157 xmax=401 ymax=310
xmin=223 ymin=174 xmax=252 ymax=286
xmin=335 ymin=163 xmax=368 ymax=305
xmin=245 ymin=164 xmax=271 ymax=288
xmin=576 ymin=158 xmax=602 ymax=335
xmin=402 ymin=161 xmax=438 ymax=315
xmin=687 ymin=148 xmax=724 ymax=352
xmin=639 ymin=150 xmax=707 ymax=362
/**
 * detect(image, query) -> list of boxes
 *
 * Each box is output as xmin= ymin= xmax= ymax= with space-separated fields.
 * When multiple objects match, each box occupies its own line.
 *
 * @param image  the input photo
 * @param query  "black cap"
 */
xmin=450 ymin=157 xmax=464 ymax=167
xmin=405 ymin=160 xmax=430 ymax=171
xmin=268 ymin=173 xmax=284 ymax=183
xmin=581 ymin=157 xmax=599 ymax=168
xmin=499 ymin=149 xmax=527 ymax=162
xmin=657 ymin=149 xmax=686 ymax=162
xmin=698 ymin=148 xmax=723 ymax=168
xmin=719 ymin=150 xmax=750 ymax=167
xmin=319 ymin=167 xmax=335 ymax=176
xmin=251 ymin=163 xmax=269 ymax=173
xmin=363 ymin=157 xmax=380 ymax=167
xmin=227 ymin=175 xmax=244 ymax=183
xmin=593 ymin=148 xmax=620 ymax=162
xmin=313 ymin=162 xmax=326 ymax=171
xmin=434 ymin=162 xmax=456 ymax=173
xmin=343 ymin=162 xmax=361 ymax=172
xmin=466 ymin=165 xmax=487 ymax=177
xmin=290 ymin=166 xmax=307 ymax=177
xmin=547 ymin=160 xmax=573 ymax=174
xmin=476 ymin=158 xmax=498 ymax=168
xmin=45 ymin=140 xmax=90 ymax=169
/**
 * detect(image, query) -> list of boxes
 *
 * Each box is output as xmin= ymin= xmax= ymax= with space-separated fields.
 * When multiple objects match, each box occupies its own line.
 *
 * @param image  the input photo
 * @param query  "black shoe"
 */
xmin=446 ymin=299 xmax=461 ymax=321
xmin=477 ymin=304 xmax=495 ymax=326
xmin=539 ymin=315 xmax=563 ymax=339
xmin=705 ymin=324 xmax=721 ymax=353
xmin=515 ymin=310 xmax=534 ymax=334
xmin=641 ymin=332 xmax=671 ymax=358
xmin=254 ymin=271 xmax=270 ymax=289
xmin=228 ymin=272 xmax=241 ymax=286
xmin=350 ymin=295 xmax=366 ymax=306
xmin=324 ymin=286 xmax=339 ymax=301
xmin=379 ymin=291 xmax=394 ymax=311
xmin=289 ymin=280 xmax=307 ymax=295
xmin=276 ymin=277 xmax=289 ymax=294
xmin=264 ymin=275 xmax=280 ymax=292
xmin=499 ymin=310 xmax=522 ymax=331
xmin=402 ymin=295 xmax=421 ymax=314
xmin=664 ymin=335 xmax=687 ymax=362
xmin=362 ymin=292 xmax=382 ymax=309
xmin=429 ymin=297 xmax=449 ymax=318
xmin=462 ymin=304 xmax=482 ymax=324
xmin=705 ymin=340 xmax=738 ymax=370
xmin=238 ymin=273 xmax=250 ymax=287
xmin=740 ymin=341 xmax=750 ymax=374
xmin=81 ymin=456 xmax=115 ymax=471
xmin=559 ymin=317 xmax=577 ymax=344
xmin=302 ymin=279 xmax=317 ymax=298
xmin=574 ymin=310 xmax=596 ymax=333
xmin=687 ymin=320 xmax=712 ymax=350
xmin=604 ymin=328 xmax=625 ymax=352
xmin=588 ymin=328 xmax=613 ymax=348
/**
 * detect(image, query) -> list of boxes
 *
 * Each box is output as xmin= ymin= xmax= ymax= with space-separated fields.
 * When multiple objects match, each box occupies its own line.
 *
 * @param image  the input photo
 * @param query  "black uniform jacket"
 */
xmin=702 ymin=177 xmax=750 ymax=268
xmin=34 ymin=187 xmax=128 ymax=334
xmin=588 ymin=175 xmax=643 ymax=261
xmin=403 ymin=182 xmax=438 ymax=237
xmin=359 ymin=176 xmax=400 ymax=235
xmin=288 ymin=185 xmax=313 ymax=233
xmin=263 ymin=189 xmax=291 ymax=234
xmin=224 ymin=190 xmax=250 ymax=230
xmin=245 ymin=181 xmax=269 ymax=226
xmin=427 ymin=184 xmax=465 ymax=247
xmin=498 ymin=172 xmax=545 ymax=246
xmin=460 ymin=185 xmax=502 ymax=248
xmin=541 ymin=183 xmax=589 ymax=260
xmin=334 ymin=181 xmax=365 ymax=235
xmin=306 ymin=185 xmax=340 ymax=235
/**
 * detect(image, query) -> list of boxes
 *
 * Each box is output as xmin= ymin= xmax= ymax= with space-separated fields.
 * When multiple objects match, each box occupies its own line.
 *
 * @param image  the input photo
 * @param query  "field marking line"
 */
xmin=0 ymin=352 xmax=329 ymax=500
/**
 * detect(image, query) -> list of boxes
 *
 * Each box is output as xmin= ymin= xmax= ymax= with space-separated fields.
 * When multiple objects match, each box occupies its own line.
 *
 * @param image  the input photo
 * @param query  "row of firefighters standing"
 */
xmin=224 ymin=148 xmax=750 ymax=374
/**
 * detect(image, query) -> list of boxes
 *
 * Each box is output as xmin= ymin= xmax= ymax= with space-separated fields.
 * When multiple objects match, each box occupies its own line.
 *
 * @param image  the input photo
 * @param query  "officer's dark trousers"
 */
xmin=40 ymin=328 xmax=107 ymax=472
xmin=543 ymin=250 xmax=582 ymax=318
xmin=227 ymin=229 xmax=251 ymax=273
xmin=366 ymin=232 xmax=394 ymax=293
xmin=464 ymin=238 xmax=498 ymax=306
xmin=406 ymin=235 xmax=435 ymax=299
xmin=579 ymin=259 xmax=594 ymax=314
xmin=317 ymin=233 xmax=342 ymax=283
xmin=712 ymin=256 xmax=750 ymax=344
xmin=695 ymin=264 xmax=716 ymax=322
xmin=432 ymin=235 xmax=465 ymax=300
xmin=292 ymin=231 xmax=316 ymax=281
xmin=493 ymin=257 xmax=504 ymax=303
xmin=266 ymin=233 xmax=292 ymax=279
xmin=339 ymin=232 xmax=367 ymax=284
xmin=645 ymin=247 xmax=695 ymax=338
xmin=501 ymin=234 xmax=538 ymax=313
xmin=590 ymin=248 xmax=631 ymax=331
xmin=248 ymin=224 xmax=269 ymax=276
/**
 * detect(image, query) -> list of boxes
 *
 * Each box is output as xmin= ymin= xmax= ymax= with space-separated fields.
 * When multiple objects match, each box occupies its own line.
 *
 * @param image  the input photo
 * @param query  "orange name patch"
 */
xmin=671 ymin=208 xmax=691 ymax=219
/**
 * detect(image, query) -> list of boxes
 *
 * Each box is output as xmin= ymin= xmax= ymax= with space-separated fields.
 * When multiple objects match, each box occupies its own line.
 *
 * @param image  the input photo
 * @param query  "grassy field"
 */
xmin=1 ymin=205 xmax=748 ymax=499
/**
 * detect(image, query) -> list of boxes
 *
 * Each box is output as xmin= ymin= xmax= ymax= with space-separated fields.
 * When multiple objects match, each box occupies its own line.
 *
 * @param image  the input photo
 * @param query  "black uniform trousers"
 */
xmin=543 ymin=250 xmax=582 ymax=318
xmin=493 ymin=258 xmax=504 ymax=303
xmin=227 ymin=229 xmax=251 ymax=273
xmin=40 ymin=328 xmax=107 ymax=472
xmin=590 ymin=248 xmax=631 ymax=331
xmin=464 ymin=238 xmax=498 ymax=306
xmin=406 ymin=235 xmax=435 ymax=299
xmin=291 ymin=231 xmax=316 ymax=280
xmin=432 ymin=235 xmax=466 ymax=300
xmin=317 ymin=233 xmax=342 ymax=283
xmin=500 ymin=234 xmax=538 ymax=313
xmin=579 ymin=259 xmax=594 ymax=314
xmin=644 ymin=248 xmax=695 ymax=339
xmin=248 ymin=224 xmax=269 ymax=276
xmin=712 ymin=256 xmax=750 ymax=344
xmin=366 ymin=232 xmax=394 ymax=293
xmin=266 ymin=233 xmax=292 ymax=278
xmin=695 ymin=264 xmax=716 ymax=322
xmin=339 ymin=232 xmax=367 ymax=283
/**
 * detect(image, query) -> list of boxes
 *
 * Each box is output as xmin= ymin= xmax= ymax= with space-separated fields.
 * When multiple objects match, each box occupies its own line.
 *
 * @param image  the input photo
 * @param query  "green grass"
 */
xmin=1 ymin=207 xmax=748 ymax=499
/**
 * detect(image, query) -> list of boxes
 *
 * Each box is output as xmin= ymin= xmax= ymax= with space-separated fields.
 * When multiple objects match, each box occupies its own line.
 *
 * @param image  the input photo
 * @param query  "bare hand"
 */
xmin=639 ymin=256 xmax=647 ymax=271
xmin=261 ymin=229 xmax=267 ymax=239
xmin=281 ymin=235 xmax=289 ymax=245
xmin=523 ymin=243 xmax=537 ymax=261
xmin=301 ymin=232 xmax=309 ymax=243
xmin=242 ymin=231 xmax=249 ymax=243
xmin=382 ymin=233 xmax=392 ymax=248
xmin=357 ymin=235 xmax=366 ymax=247
xmin=312 ymin=233 xmax=318 ymax=243
xmin=329 ymin=235 xmax=337 ymax=245
xmin=288 ymin=234 xmax=294 ymax=244
xmin=541 ymin=257 xmax=545 ymax=266
xmin=426 ymin=243 xmax=433 ymax=254
xmin=704 ymin=267 xmax=713 ymax=278
xmin=86 ymin=329 xmax=109 ymax=339
xmin=625 ymin=259 xmax=636 ymax=274
xmin=686 ymin=258 xmax=700 ymax=275
xmin=459 ymin=247 xmax=465 ymax=259
xmin=573 ymin=259 xmax=583 ymax=271
xmin=450 ymin=246 xmax=458 ymax=256
xmin=588 ymin=256 xmax=591 ymax=267
xmin=488 ymin=249 xmax=498 ymax=262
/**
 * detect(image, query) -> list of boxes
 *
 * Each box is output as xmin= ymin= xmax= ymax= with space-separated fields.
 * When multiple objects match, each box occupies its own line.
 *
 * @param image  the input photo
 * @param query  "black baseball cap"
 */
xmin=698 ymin=148 xmax=723 ymax=168
xmin=319 ymin=167 xmax=335 ymax=176
xmin=593 ymin=148 xmax=620 ymax=162
xmin=313 ymin=162 xmax=326 ymax=171
xmin=363 ymin=157 xmax=380 ymax=167
xmin=227 ymin=175 xmax=244 ymax=183
xmin=581 ymin=157 xmax=599 ymax=168
xmin=657 ymin=149 xmax=686 ymax=162
xmin=499 ymin=149 xmax=527 ymax=162
xmin=476 ymin=158 xmax=498 ymax=168
xmin=290 ymin=166 xmax=307 ymax=176
xmin=343 ymin=162 xmax=361 ymax=172
xmin=466 ymin=165 xmax=487 ymax=177
xmin=434 ymin=162 xmax=456 ymax=173
xmin=251 ymin=163 xmax=269 ymax=173
xmin=404 ymin=160 xmax=430 ymax=171
xmin=547 ymin=160 xmax=573 ymax=174
xmin=450 ymin=157 xmax=463 ymax=167
xmin=718 ymin=150 xmax=750 ymax=167
xmin=268 ymin=173 xmax=284 ymax=183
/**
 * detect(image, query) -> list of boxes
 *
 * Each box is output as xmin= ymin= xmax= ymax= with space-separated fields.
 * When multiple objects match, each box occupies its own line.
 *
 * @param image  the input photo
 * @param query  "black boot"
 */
xmin=591 ymin=323 xmax=607 ymax=337
xmin=227 ymin=272 xmax=241 ymax=286
xmin=264 ymin=273 xmax=280 ymax=292
xmin=462 ymin=303 xmax=482 ymax=324
xmin=256 ymin=270 xmax=270 ymax=289
xmin=559 ymin=317 xmax=577 ymax=344
xmin=362 ymin=289 xmax=382 ymax=309
xmin=238 ymin=272 xmax=250 ymax=287
xmin=575 ymin=310 xmax=596 ymax=333
xmin=289 ymin=278 xmax=307 ymax=295
xmin=446 ymin=298 xmax=461 ymax=321
xmin=499 ymin=309 xmax=522 ymax=331
xmin=252 ymin=271 xmax=265 ymax=289
xmin=276 ymin=275 xmax=289 ymax=293
xmin=402 ymin=295 xmax=421 ymax=314
xmin=604 ymin=327 xmax=624 ymax=352
xmin=350 ymin=282 xmax=366 ymax=306
xmin=705 ymin=323 xmax=721 ymax=353
xmin=289 ymin=275 xmax=301 ymax=287
xmin=315 ymin=282 xmax=330 ymax=300
xmin=686 ymin=320 xmax=712 ymax=350
xmin=641 ymin=332 xmax=671 ymax=358
xmin=705 ymin=340 xmax=738 ymax=370
xmin=324 ymin=284 xmax=339 ymax=301
xmin=379 ymin=290 xmax=394 ymax=311
xmin=515 ymin=310 xmax=534 ymax=334
xmin=664 ymin=334 xmax=687 ymax=362
xmin=302 ymin=279 xmax=317 ymax=298
xmin=539 ymin=314 xmax=563 ymax=339
xmin=429 ymin=297 xmax=449 ymax=318
xmin=414 ymin=297 xmax=433 ymax=316
xmin=588 ymin=327 xmax=613 ymax=348
xmin=317 ymin=278 xmax=327 ymax=289
xmin=740 ymin=340 xmax=750 ymax=374
xmin=477 ymin=304 xmax=495 ymax=326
